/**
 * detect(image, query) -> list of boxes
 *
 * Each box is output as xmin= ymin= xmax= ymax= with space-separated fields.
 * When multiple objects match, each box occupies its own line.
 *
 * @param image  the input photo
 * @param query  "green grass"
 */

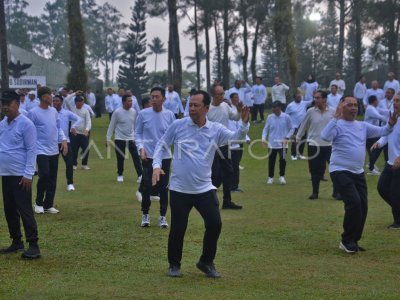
xmin=0 ymin=114 xmax=398 ymax=299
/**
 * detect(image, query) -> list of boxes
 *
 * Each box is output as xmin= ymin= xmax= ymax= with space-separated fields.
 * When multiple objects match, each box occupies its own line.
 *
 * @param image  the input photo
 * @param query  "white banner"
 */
xmin=9 ymin=76 xmax=46 ymax=89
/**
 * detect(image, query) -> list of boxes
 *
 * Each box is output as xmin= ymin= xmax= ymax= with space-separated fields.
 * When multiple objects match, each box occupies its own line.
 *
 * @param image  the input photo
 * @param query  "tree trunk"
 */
xmin=168 ymin=0 xmax=182 ymax=94
xmin=168 ymin=30 xmax=172 ymax=83
xmin=353 ymin=0 xmax=362 ymax=81
xmin=222 ymin=0 xmax=230 ymax=89
xmin=251 ymin=19 xmax=260 ymax=83
xmin=194 ymin=0 xmax=200 ymax=90
xmin=155 ymin=53 xmax=158 ymax=72
xmin=213 ymin=14 xmax=222 ymax=81
xmin=336 ymin=0 xmax=345 ymax=73
xmin=240 ymin=0 xmax=249 ymax=81
xmin=204 ymin=15 xmax=211 ymax=92
xmin=0 ymin=0 xmax=9 ymax=91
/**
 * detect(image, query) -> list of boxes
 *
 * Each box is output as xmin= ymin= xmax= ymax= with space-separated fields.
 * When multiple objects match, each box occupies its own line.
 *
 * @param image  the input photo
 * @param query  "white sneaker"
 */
xmin=73 ymin=165 xmax=77 ymax=170
xmin=34 ymin=204 xmax=44 ymax=214
xmin=158 ymin=216 xmax=168 ymax=228
xmin=298 ymin=155 xmax=306 ymax=160
xmin=81 ymin=165 xmax=90 ymax=170
xmin=137 ymin=175 xmax=142 ymax=183
xmin=67 ymin=184 xmax=75 ymax=191
xmin=141 ymin=214 xmax=150 ymax=227
xmin=367 ymin=169 xmax=381 ymax=176
xmin=267 ymin=177 xmax=274 ymax=184
xmin=136 ymin=190 xmax=142 ymax=202
xmin=279 ymin=176 xmax=286 ymax=185
xmin=291 ymin=155 xmax=297 ymax=161
xmin=44 ymin=207 xmax=59 ymax=214
xmin=150 ymin=195 xmax=160 ymax=201
xmin=117 ymin=176 xmax=124 ymax=182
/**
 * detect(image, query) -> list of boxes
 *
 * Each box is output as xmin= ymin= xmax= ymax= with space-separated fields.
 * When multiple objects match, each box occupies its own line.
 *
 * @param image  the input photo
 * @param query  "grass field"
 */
xmin=1 ymin=114 xmax=399 ymax=299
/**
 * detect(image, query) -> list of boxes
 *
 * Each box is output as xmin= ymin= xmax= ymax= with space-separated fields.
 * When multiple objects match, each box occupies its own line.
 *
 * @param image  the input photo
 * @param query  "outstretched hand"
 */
xmin=152 ymin=168 xmax=165 ymax=186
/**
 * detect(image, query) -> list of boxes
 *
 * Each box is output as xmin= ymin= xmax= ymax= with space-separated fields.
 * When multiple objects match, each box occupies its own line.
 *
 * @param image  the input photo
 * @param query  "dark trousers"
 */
xmin=366 ymin=138 xmax=388 ymax=171
xmin=114 ymin=140 xmax=143 ymax=177
xmin=378 ymin=164 xmax=400 ymax=224
xmin=356 ymin=98 xmax=364 ymax=115
xmin=211 ymin=145 xmax=233 ymax=203
xmin=291 ymin=128 xmax=306 ymax=157
xmin=2 ymin=176 xmax=38 ymax=243
xmin=140 ymin=158 xmax=171 ymax=216
xmin=268 ymin=148 xmax=286 ymax=177
xmin=70 ymin=134 xmax=89 ymax=166
xmin=168 ymin=190 xmax=222 ymax=267
xmin=331 ymin=171 xmax=368 ymax=244
xmin=308 ymin=145 xmax=331 ymax=195
xmin=60 ymin=143 xmax=73 ymax=185
xmin=231 ymin=145 xmax=243 ymax=190
xmin=252 ymin=104 xmax=265 ymax=121
xmin=36 ymin=154 xmax=59 ymax=209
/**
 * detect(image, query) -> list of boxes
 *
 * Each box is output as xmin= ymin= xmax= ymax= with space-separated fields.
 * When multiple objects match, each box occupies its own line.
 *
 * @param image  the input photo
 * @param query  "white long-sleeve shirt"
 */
xmin=105 ymin=94 xmax=116 ymax=113
xmin=57 ymin=108 xmax=83 ymax=143
xmin=364 ymin=105 xmax=387 ymax=126
xmin=383 ymin=79 xmax=400 ymax=94
xmin=71 ymin=106 xmax=91 ymax=134
xmin=285 ymin=100 xmax=312 ymax=128
xmin=251 ymin=84 xmax=267 ymax=105
xmin=135 ymin=107 xmax=175 ymax=159
xmin=353 ymin=82 xmax=367 ymax=99
xmin=329 ymin=79 xmax=346 ymax=95
xmin=321 ymin=118 xmax=392 ymax=173
xmin=226 ymin=84 xmax=252 ymax=103
xmin=327 ymin=93 xmax=343 ymax=109
xmin=262 ymin=112 xmax=293 ymax=149
xmin=207 ymin=102 xmax=240 ymax=128
xmin=363 ymin=88 xmax=384 ymax=106
xmin=377 ymin=117 xmax=400 ymax=166
xmin=271 ymin=83 xmax=289 ymax=103
xmin=152 ymin=117 xmax=249 ymax=194
xmin=300 ymin=82 xmax=318 ymax=102
xmin=106 ymin=107 xmax=137 ymax=141
xmin=164 ymin=91 xmax=184 ymax=114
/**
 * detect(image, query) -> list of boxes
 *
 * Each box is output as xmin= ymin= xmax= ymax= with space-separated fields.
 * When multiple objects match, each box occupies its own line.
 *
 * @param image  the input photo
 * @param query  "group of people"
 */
xmin=0 ymin=71 xmax=399 ymax=278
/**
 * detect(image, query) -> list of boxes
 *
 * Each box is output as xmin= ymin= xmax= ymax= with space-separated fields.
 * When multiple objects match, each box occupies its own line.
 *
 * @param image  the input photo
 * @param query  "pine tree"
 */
xmin=118 ymin=0 xmax=148 ymax=99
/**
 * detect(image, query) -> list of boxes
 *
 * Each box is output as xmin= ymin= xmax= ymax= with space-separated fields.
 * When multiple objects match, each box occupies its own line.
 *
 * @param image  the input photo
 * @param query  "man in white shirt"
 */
xmin=271 ymin=76 xmax=289 ymax=109
xmin=164 ymin=84 xmax=184 ymax=118
xmin=329 ymin=72 xmax=346 ymax=95
xmin=363 ymin=80 xmax=385 ymax=108
xmin=225 ymin=80 xmax=251 ymax=103
xmin=106 ymin=95 xmax=142 ymax=183
xmin=25 ymin=91 xmax=39 ymax=112
xmin=105 ymin=88 xmax=116 ymax=120
xmin=152 ymin=90 xmax=250 ymax=278
xmin=86 ymin=88 xmax=96 ymax=108
xmin=327 ymin=85 xmax=343 ymax=109
xmin=251 ymin=76 xmax=267 ymax=123
xmin=383 ymin=72 xmax=400 ymax=94
xmin=208 ymin=85 xmax=243 ymax=209
xmin=353 ymin=75 xmax=367 ymax=115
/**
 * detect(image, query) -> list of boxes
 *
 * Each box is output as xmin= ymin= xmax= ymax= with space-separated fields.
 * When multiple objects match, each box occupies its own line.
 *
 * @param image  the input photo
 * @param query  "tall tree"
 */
xmin=66 ymin=0 xmax=87 ymax=90
xmin=118 ymin=0 xmax=148 ymax=99
xmin=335 ymin=0 xmax=352 ymax=73
xmin=221 ymin=0 xmax=234 ymax=88
xmin=148 ymin=37 xmax=167 ymax=72
xmin=0 ymin=0 xmax=9 ymax=90
xmin=168 ymin=0 xmax=183 ymax=93
xmin=185 ymin=44 xmax=206 ymax=71
xmin=238 ymin=0 xmax=250 ymax=80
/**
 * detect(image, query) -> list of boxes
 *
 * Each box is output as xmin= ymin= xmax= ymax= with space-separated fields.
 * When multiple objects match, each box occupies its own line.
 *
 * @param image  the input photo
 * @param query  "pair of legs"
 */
xmin=140 ymin=158 xmax=171 ymax=216
xmin=291 ymin=129 xmax=306 ymax=157
xmin=308 ymin=145 xmax=334 ymax=198
xmin=36 ymin=154 xmax=59 ymax=209
xmin=212 ymin=145 xmax=236 ymax=206
xmin=168 ymin=190 xmax=222 ymax=268
xmin=114 ymin=140 xmax=142 ymax=177
xmin=365 ymin=138 xmax=388 ymax=171
xmin=378 ymin=164 xmax=400 ymax=225
xmin=268 ymin=148 xmax=286 ymax=178
xmin=331 ymin=171 xmax=368 ymax=247
xmin=252 ymin=104 xmax=265 ymax=122
xmin=60 ymin=143 xmax=74 ymax=185
xmin=231 ymin=145 xmax=244 ymax=190
xmin=70 ymin=134 xmax=89 ymax=167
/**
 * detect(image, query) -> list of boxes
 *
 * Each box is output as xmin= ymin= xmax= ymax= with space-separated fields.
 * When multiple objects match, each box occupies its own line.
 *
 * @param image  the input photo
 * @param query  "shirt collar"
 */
xmin=188 ymin=117 xmax=211 ymax=129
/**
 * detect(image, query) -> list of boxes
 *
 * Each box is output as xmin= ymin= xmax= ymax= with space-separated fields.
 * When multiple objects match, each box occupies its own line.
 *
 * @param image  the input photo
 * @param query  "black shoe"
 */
xmin=196 ymin=261 xmax=221 ymax=278
xmin=222 ymin=202 xmax=242 ymax=210
xmin=332 ymin=193 xmax=342 ymax=200
xmin=231 ymin=188 xmax=244 ymax=193
xmin=356 ymin=244 xmax=366 ymax=252
xmin=308 ymin=194 xmax=318 ymax=200
xmin=0 ymin=240 xmax=24 ymax=254
xmin=167 ymin=265 xmax=182 ymax=277
xmin=387 ymin=223 xmax=400 ymax=229
xmin=339 ymin=241 xmax=358 ymax=254
xmin=321 ymin=177 xmax=328 ymax=182
xmin=21 ymin=243 xmax=41 ymax=259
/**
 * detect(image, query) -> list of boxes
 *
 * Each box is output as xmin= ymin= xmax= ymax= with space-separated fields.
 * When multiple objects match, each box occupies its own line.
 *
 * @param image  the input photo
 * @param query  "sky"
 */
xmin=25 ymin=0 xmax=207 ymax=81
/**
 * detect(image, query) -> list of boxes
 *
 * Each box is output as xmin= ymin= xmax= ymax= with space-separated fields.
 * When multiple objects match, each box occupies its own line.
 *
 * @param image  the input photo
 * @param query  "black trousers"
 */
xmin=70 ymin=134 xmax=89 ymax=166
xmin=2 ymin=176 xmax=38 ymax=243
xmin=366 ymin=138 xmax=388 ymax=171
xmin=252 ymin=104 xmax=265 ymax=121
xmin=308 ymin=145 xmax=331 ymax=195
xmin=168 ymin=190 xmax=222 ymax=267
xmin=291 ymin=128 xmax=306 ymax=157
xmin=268 ymin=148 xmax=286 ymax=177
xmin=114 ymin=140 xmax=143 ymax=177
xmin=211 ymin=145 xmax=233 ymax=203
xmin=60 ymin=143 xmax=73 ymax=185
xmin=356 ymin=98 xmax=364 ymax=115
xmin=331 ymin=171 xmax=368 ymax=244
xmin=378 ymin=164 xmax=400 ymax=224
xmin=140 ymin=158 xmax=171 ymax=216
xmin=231 ymin=145 xmax=243 ymax=190
xmin=36 ymin=154 xmax=59 ymax=209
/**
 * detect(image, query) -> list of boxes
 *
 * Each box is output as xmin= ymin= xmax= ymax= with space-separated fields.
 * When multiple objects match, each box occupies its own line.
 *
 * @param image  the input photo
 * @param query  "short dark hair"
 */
xmin=210 ymin=84 xmax=222 ymax=96
xmin=151 ymin=86 xmax=165 ymax=97
xmin=189 ymin=88 xmax=197 ymax=96
xmin=272 ymin=100 xmax=282 ymax=108
xmin=316 ymin=90 xmax=328 ymax=99
xmin=74 ymin=95 xmax=84 ymax=103
xmin=387 ymin=88 xmax=395 ymax=94
xmin=331 ymin=84 xmax=338 ymax=89
xmin=141 ymin=97 xmax=150 ymax=107
xmin=38 ymin=86 xmax=51 ymax=99
xmin=256 ymin=76 xmax=262 ymax=81
xmin=230 ymin=92 xmax=238 ymax=99
xmin=193 ymin=90 xmax=211 ymax=106
xmin=54 ymin=95 xmax=64 ymax=102
xmin=1 ymin=89 xmax=20 ymax=104
xmin=122 ymin=94 xmax=131 ymax=102
xmin=368 ymin=95 xmax=378 ymax=104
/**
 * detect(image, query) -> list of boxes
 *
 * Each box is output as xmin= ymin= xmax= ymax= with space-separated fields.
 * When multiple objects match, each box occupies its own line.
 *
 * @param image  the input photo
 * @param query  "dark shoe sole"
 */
xmin=21 ymin=253 xmax=41 ymax=259
xmin=0 ymin=248 xmax=24 ymax=254
xmin=196 ymin=262 xmax=221 ymax=278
